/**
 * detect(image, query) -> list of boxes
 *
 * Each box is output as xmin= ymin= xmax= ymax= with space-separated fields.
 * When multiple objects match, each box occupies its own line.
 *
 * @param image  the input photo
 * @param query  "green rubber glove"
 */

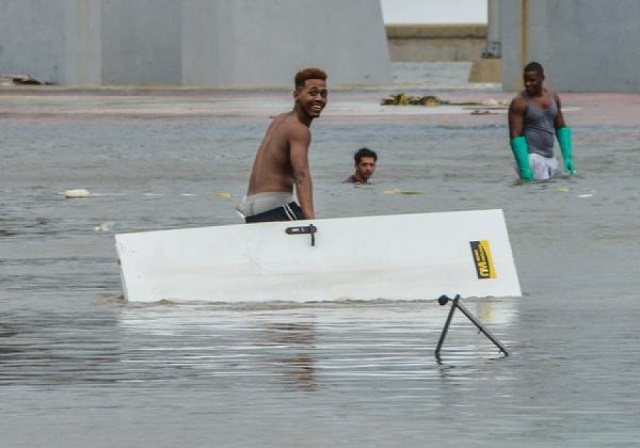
xmin=510 ymin=136 xmax=534 ymax=180
xmin=556 ymin=127 xmax=576 ymax=174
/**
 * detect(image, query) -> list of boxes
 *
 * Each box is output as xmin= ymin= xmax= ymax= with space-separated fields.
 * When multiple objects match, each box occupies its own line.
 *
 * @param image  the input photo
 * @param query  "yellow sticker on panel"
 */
xmin=470 ymin=240 xmax=496 ymax=279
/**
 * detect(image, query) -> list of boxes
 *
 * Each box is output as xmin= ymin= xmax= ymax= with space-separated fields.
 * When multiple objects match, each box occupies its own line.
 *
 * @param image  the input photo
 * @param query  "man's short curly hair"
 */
xmin=524 ymin=61 xmax=544 ymax=75
xmin=295 ymin=68 xmax=327 ymax=89
xmin=354 ymin=147 xmax=377 ymax=163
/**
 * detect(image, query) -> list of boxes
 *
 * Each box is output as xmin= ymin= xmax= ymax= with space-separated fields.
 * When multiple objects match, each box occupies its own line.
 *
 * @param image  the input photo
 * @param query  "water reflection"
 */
xmin=0 ymin=324 xmax=20 ymax=356
xmin=0 ymin=296 xmax=519 ymax=388
xmin=259 ymin=321 xmax=317 ymax=391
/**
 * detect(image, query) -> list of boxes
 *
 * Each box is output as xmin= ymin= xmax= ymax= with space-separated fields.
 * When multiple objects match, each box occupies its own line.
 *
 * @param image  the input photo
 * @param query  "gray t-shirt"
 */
xmin=524 ymin=95 xmax=557 ymax=158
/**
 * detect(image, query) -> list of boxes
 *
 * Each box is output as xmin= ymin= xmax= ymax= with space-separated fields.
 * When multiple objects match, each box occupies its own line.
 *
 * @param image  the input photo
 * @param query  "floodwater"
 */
xmin=2 ymin=64 xmax=640 ymax=447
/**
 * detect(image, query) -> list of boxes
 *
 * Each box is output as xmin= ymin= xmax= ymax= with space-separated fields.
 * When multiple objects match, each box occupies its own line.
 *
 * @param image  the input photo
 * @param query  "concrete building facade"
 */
xmin=501 ymin=0 xmax=640 ymax=92
xmin=0 ymin=0 xmax=392 ymax=87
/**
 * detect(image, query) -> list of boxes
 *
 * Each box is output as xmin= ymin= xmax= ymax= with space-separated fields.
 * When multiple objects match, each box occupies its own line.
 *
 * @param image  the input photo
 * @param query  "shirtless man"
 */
xmin=238 ymin=68 xmax=328 ymax=223
xmin=508 ymin=61 xmax=576 ymax=181
xmin=343 ymin=147 xmax=377 ymax=184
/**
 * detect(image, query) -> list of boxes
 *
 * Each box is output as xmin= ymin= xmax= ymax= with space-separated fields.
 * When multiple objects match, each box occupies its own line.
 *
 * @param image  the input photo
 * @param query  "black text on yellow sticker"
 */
xmin=470 ymin=240 xmax=496 ymax=279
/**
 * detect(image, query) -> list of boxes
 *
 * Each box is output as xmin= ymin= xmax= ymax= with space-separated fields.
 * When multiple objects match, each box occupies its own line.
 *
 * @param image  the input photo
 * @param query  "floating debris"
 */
xmin=94 ymin=222 xmax=116 ymax=232
xmin=0 ymin=73 xmax=50 ymax=86
xmin=381 ymin=93 xmax=510 ymax=109
xmin=63 ymin=188 xmax=91 ymax=198
xmin=383 ymin=188 xmax=426 ymax=195
xmin=380 ymin=93 xmax=448 ymax=107
xmin=578 ymin=190 xmax=596 ymax=198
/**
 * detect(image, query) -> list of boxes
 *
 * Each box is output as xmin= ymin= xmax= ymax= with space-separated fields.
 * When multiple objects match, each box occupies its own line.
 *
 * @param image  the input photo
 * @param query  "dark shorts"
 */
xmin=245 ymin=202 xmax=304 ymax=223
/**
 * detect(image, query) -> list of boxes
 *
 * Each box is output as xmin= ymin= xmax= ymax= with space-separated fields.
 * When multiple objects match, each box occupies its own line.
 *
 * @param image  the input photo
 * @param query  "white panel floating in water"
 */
xmin=115 ymin=210 xmax=521 ymax=303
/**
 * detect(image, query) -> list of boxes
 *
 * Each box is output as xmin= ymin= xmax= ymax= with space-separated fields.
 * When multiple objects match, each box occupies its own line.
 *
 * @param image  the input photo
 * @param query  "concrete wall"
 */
xmin=0 ymin=0 xmax=103 ymax=85
xmin=0 ymin=1 xmax=67 ymax=82
xmin=502 ymin=0 xmax=640 ymax=92
xmin=65 ymin=0 xmax=102 ymax=85
xmin=0 ymin=0 xmax=391 ymax=87
xmin=101 ymin=0 xmax=182 ymax=85
xmin=386 ymin=25 xmax=487 ymax=62
xmin=182 ymin=0 xmax=391 ymax=88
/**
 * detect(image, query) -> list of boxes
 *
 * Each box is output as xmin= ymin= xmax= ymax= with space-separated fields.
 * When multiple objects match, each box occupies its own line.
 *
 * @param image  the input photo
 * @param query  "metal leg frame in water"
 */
xmin=435 ymin=294 xmax=509 ymax=358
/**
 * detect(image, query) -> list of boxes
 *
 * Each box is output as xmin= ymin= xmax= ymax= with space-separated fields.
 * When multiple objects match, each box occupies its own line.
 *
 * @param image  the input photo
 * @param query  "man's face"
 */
xmin=294 ymin=79 xmax=328 ymax=118
xmin=523 ymin=70 xmax=544 ymax=96
xmin=355 ymin=156 xmax=376 ymax=181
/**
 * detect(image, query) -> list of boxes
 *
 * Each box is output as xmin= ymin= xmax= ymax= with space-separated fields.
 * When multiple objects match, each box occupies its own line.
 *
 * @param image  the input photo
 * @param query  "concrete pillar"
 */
xmin=501 ymin=0 xmax=640 ymax=92
xmin=182 ymin=0 xmax=392 ymax=88
xmin=0 ymin=1 xmax=66 ymax=84
xmin=101 ymin=0 xmax=183 ymax=85
xmin=482 ymin=0 xmax=501 ymax=58
xmin=469 ymin=0 xmax=501 ymax=82
xmin=64 ymin=0 xmax=102 ymax=85
xmin=0 ymin=0 xmax=391 ymax=87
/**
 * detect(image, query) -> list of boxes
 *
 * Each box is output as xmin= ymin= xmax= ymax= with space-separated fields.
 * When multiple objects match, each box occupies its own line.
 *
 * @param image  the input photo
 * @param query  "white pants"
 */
xmin=529 ymin=153 xmax=561 ymax=180
xmin=236 ymin=192 xmax=293 ymax=218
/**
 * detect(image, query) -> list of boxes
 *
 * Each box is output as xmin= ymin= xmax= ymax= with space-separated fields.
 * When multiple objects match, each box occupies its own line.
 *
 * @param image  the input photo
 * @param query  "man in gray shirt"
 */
xmin=508 ymin=61 xmax=576 ymax=180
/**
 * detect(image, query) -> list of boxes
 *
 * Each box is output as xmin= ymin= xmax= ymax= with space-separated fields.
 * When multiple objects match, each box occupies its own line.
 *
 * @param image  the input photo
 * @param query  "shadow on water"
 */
xmin=0 ymin=309 xmax=123 ymax=386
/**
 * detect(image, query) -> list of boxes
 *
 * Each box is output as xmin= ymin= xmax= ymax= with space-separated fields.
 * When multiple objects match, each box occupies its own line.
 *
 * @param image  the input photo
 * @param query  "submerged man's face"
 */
xmin=355 ymin=156 xmax=376 ymax=181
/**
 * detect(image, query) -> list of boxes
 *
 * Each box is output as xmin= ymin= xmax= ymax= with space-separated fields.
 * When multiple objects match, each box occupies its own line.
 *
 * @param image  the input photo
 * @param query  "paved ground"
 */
xmin=1 ymin=84 xmax=638 ymax=129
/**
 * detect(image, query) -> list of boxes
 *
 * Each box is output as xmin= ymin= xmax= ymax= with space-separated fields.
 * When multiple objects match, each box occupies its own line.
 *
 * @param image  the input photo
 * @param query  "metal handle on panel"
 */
xmin=285 ymin=224 xmax=317 ymax=246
